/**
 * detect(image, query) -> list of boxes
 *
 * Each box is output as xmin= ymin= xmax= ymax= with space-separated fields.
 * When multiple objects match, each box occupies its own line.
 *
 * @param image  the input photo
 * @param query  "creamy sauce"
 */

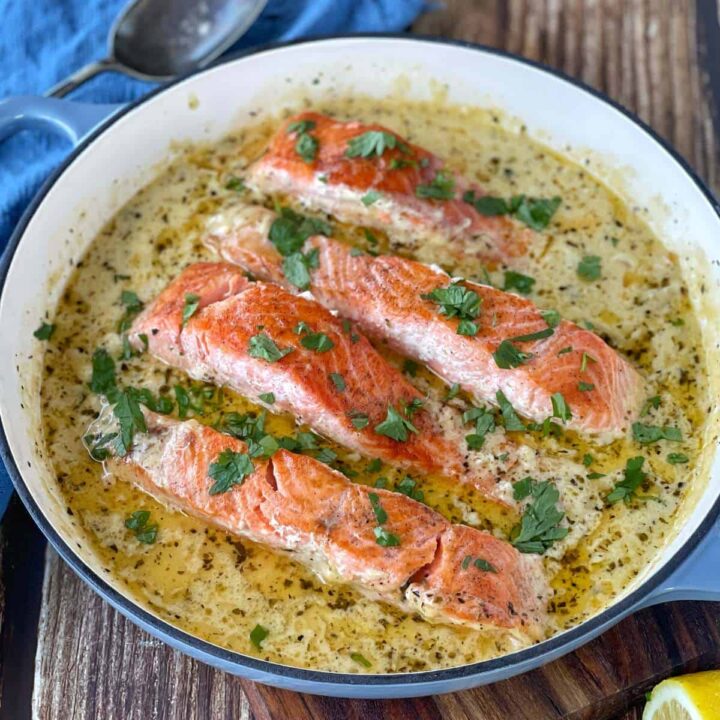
xmin=40 ymin=96 xmax=709 ymax=673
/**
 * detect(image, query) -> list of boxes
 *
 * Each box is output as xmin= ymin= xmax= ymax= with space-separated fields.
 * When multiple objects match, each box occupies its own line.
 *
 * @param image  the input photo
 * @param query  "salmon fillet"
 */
xmin=206 ymin=208 xmax=643 ymax=439
xmin=130 ymin=262 xmax=511 ymax=504
xmin=246 ymin=111 xmax=533 ymax=265
xmin=108 ymin=411 xmax=549 ymax=637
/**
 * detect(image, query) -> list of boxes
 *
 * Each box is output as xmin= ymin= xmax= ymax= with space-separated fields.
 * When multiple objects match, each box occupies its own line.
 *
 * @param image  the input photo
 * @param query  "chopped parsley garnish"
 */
xmin=510 ymin=480 xmax=568 ymax=554
xmin=578 ymin=381 xmax=595 ymax=392
xmin=403 ymin=360 xmax=419 ymax=377
xmin=287 ymin=119 xmax=316 ymax=134
xmin=361 ymin=190 xmax=382 ymax=206
xmin=299 ymin=330 xmax=335 ymax=353
xmin=367 ymin=458 xmax=382 ymax=473
xmin=374 ymin=526 xmax=400 ymax=547
xmin=248 ymin=333 xmax=293 ymax=363
xmin=508 ymin=327 xmax=554 ymax=343
xmin=368 ymin=492 xmax=387 ymax=523
xmin=670 ymin=318 xmax=685 ymax=327
xmin=580 ymin=352 xmax=596 ymax=373
xmin=512 ymin=476 xmax=534 ymax=501
xmin=540 ymin=309 xmax=561 ymax=328
xmin=345 ymin=130 xmax=405 ymax=158
xmin=374 ymin=477 xmax=388 ymax=488
xmin=112 ymin=388 xmax=147 ymax=456
xmin=461 ymin=555 xmax=497 ymax=572
xmin=577 ymin=255 xmax=602 ymax=281
xmin=208 ymin=449 xmax=254 ymax=495
xmin=350 ymin=652 xmax=372 ymax=668
xmin=587 ymin=471 xmax=606 ymax=480
xmin=329 ymin=373 xmax=346 ymax=391
xmin=632 ymin=422 xmax=682 ymax=444
xmin=258 ymin=392 xmax=275 ymax=404
xmin=667 ymin=452 xmax=689 ymax=464
xmin=125 ymin=510 xmax=158 ymax=544
xmin=349 ymin=412 xmax=369 ymax=429
xmin=582 ymin=453 xmax=594 ymax=467
xmin=133 ymin=387 xmax=173 ymax=415
xmin=350 ymin=247 xmax=365 ymax=257
xmin=551 ymin=392 xmax=572 ymax=423
xmin=503 ymin=270 xmax=536 ymax=295
xmin=464 ymin=192 xmax=561 ymax=230
xmin=395 ymin=476 xmax=424 ymax=502
xmin=493 ymin=340 xmax=532 ymax=369
xmin=267 ymin=208 xmax=329 ymax=290
xmin=117 ymin=290 xmax=144 ymax=333
xmin=422 ymin=282 xmax=481 ymax=336
xmin=415 ymin=171 xmax=455 ymax=200
xmin=641 ymin=395 xmax=661 ymax=416
xmin=89 ymin=348 xmax=118 ymax=400
xmin=404 ymin=398 xmax=424 ymax=416
xmin=225 ymin=176 xmax=245 ymax=191
xmin=496 ymin=390 xmax=525 ymax=431
xmin=295 ymin=132 xmax=318 ymax=163
xmin=446 ymin=383 xmax=460 ymax=400
xmin=181 ymin=293 xmax=200 ymax=327
xmin=464 ymin=406 xmax=495 ymax=450
xmin=557 ymin=346 xmax=573 ymax=356
xmin=315 ymin=448 xmax=337 ymax=464
xmin=606 ymin=456 xmax=648 ymax=504
xmin=374 ymin=404 xmax=419 ymax=442
xmin=250 ymin=624 xmax=269 ymax=649
xmin=34 ymin=322 xmax=55 ymax=340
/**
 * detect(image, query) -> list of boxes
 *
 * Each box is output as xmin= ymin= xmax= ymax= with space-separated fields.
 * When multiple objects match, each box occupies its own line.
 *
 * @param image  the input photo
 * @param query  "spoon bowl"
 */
xmin=47 ymin=0 xmax=267 ymax=97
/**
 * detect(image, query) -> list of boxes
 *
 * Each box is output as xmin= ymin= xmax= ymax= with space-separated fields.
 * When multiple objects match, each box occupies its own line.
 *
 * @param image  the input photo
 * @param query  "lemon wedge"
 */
xmin=643 ymin=671 xmax=720 ymax=720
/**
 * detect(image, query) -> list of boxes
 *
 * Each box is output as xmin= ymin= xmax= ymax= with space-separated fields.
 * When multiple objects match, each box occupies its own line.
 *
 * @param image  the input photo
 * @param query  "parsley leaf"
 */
xmin=606 ymin=456 xmax=648 ymax=504
xmin=295 ymin=132 xmax=318 ymax=163
xmin=349 ymin=412 xmax=369 ymax=429
xmin=551 ymin=392 xmax=572 ymax=423
xmin=464 ymin=406 xmax=495 ymax=449
xmin=345 ymin=130 xmax=403 ymax=158
xmin=282 ymin=248 xmax=319 ymax=290
xmin=415 ymin=171 xmax=455 ymax=200
xmin=89 ymin=348 xmax=118 ymax=400
xmin=632 ymin=423 xmax=682 ymax=444
xmin=329 ymin=372 xmax=346 ymax=391
xmin=511 ymin=480 xmax=568 ymax=553
xmin=493 ymin=340 xmax=532 ymax=369
xmin=464 ymin=192 xmax=561 ymax=230
xmin=248 ymin=333 xmax=293 ymax=363
xmin=287 ymin=119 xmax=316 ymax=134
xmin=259 ymin=392 xmax=275 ymax=404
xmin=374 ymin=405 xmax=419 ymax=442
xmin=512 ymin=476 xmax=534 ymax=501
xmin=446 ymin=383 xmax=461 ymax=400
xmin=208 ymin=449 xmax=254 ymax=495
xmin=540 ymin=309 xmax=561 ymax=328
xmin=374 ymin=526 xmax=401 ymax=547
xmin=225 ymin=176 xmax=245 ymax=191
xmin=300 ymin=332 xmax=334 ymax=353
xmin=34 ymin=322 xmax=55 ymax=340
xmin=395 ymin=475 xmax=424 ymax=502
xmin=125 ymin=510 xmax=158 ymax=544
xmin=577 ymin=255 xmax=602 ymax=281
xmin=118 ymin=290 xmax=144 ymax=333
xmin=350 ymin=652 xmax=372 ymax=668
xmin=112 ymin=388 xmax=147 ymax=456
xmin=496 ymin=390 xmax=525 ymax=431
xmin=667 ymin=452 xmax=689 ymax=464
xmin=422 ymin=282 xmax=481 ymax=335
xmin=473 ymin=558 xmax=497 ymax=573
xmin=182 ymin=293 xmax=200 ymax=327
xmin=268 ymin=207 xmax=331 ymax=256
xmin=250 ymin=623 xmax=269 ymax=649
xmin=578 ymin=381 xmax=595 ymax=392
xmin=503 ymin=271 xmax=536 ymax=295
xmin=640 ymin=395 xmax=661 ymax=416
xmin=361 ymin=190 xmax=382 ymax=206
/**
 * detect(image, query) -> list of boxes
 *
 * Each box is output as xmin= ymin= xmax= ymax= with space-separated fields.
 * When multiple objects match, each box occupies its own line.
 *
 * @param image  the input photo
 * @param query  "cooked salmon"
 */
xmin=130 ymin=262 xmax=511 ymax=504
xmin=108 ymin=411 xmax=549 ymax=637
xmin=206 ymin=209 xmax=643 ymax=439
xmin=246 ymin=111 xmax=533 ymax=265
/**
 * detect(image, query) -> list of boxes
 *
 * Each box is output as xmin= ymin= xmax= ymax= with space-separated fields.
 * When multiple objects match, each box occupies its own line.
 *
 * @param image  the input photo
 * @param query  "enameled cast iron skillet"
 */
xmin=0 ymin=36 xmax=719 ymax=698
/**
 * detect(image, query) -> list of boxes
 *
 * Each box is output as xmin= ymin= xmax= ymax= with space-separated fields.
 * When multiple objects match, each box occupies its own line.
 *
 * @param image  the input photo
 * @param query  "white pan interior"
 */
xmin=1 ymin=37 xmax=719 ymax=657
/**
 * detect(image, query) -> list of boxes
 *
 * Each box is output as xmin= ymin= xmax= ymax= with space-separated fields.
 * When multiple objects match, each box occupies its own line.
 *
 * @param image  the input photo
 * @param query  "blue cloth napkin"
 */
xmin=0 ymin=0 xmax=425 ymax=515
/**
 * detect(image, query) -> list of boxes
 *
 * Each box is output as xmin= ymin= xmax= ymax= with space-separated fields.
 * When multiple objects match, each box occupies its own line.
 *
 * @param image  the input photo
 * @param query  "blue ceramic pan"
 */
xmin=0 ymin=36 xmax=719 ymax=698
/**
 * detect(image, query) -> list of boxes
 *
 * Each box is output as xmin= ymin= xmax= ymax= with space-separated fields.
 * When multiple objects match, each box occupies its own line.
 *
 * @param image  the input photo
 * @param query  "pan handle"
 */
xmin=636 ymin=520 xmax=720 ymax=607
xmin=0 ymin=95 xmax=121 ymax=145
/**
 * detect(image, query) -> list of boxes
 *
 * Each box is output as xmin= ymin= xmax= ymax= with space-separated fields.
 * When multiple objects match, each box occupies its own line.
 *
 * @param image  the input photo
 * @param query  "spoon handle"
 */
xmin=46 ymin=58 xmax=123 ymax=99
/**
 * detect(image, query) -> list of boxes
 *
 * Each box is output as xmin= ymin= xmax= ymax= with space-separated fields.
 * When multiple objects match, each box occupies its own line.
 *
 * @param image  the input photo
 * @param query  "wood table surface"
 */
xmin=2 ymin=1 xmax=719 ymax=718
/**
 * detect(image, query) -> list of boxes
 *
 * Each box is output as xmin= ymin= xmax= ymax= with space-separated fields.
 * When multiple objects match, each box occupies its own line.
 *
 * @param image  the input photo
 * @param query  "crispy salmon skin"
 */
xmin=107 ymin=411 xmax=550 ymax=637
xmin=246 ymin=111 xmax=533 ymax=264
xmin=206 ymin=207 xmax=643 ymax=439
xmin=130 ymin=262 xmax=513 ymax=504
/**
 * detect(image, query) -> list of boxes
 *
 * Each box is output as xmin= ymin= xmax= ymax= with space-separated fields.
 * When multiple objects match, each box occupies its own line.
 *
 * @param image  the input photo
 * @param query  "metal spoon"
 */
xmin=47 ymin=0 xmax=268 ymax=98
